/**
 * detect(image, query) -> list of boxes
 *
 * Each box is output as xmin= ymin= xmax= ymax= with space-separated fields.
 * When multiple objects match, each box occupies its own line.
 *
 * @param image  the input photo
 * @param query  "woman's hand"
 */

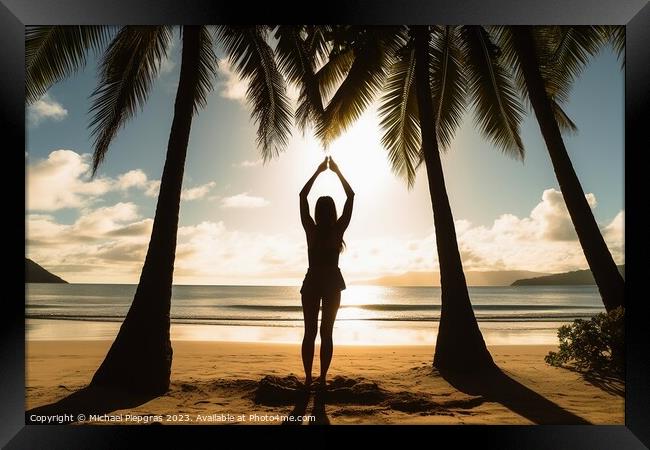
xmin=301 ymin=157 xmax=329 ymax=199
xmin=328 ymin=157 xmax=340 ymax=173
xmin=316 ymin=157 xmax=329 ymax=173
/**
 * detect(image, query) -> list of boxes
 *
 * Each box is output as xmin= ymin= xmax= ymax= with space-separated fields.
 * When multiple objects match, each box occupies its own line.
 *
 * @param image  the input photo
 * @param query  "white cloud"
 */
xmin=26 ymin=203 xmax=152 ymax=282
xmin=75 ymin=203 xmax=141 ymax=235
xmin=27 ymin=150 xmax=113 ymax=210
xmin=144 ymin=180 xmax=161 ymax=197
xmin=28 ymin=94 xmax=68 ymax=126
xmin=172 ymin=221 xmax=304 ymax=282
xmin=452 ymin=189 xmax=623 ymax=273
xmin=115 ymin=169 xmax=160 ymax=198
xmin=233 ymin=159 xmax=263 ymax=168
xmin=529 ymin=188 xmax=597 ymax=241
xmin=221 ymin=192 xmax=270 ymax=209
xmin=25 ymin=186 xmax=625 ymax=284
xmin=26 ymin=208 xmax=302 ymax=284
xmin=116 ymin=169 xmax=149 ymax=190
xmin=26 ymin=150 xmax=219 ymax=209
xmin=106 ymin=218 xmax=154 ymax=237
xmin=217 ymin=59 xmax=248 ymax=102
xmin=602 ymin=210 xmax=624 ymax=263
xmin=181 ymin=181 xmax=216 ymax=201
xmin=603 ymin=210 xmax=624 ymax=241
xmin=27 ymin=150 xmax=162 ymax=211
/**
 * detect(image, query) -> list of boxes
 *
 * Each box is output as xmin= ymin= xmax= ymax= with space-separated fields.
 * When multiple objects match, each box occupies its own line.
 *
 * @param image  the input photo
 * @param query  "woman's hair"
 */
xmin=315 ymin=196 xmax=345 ymax=252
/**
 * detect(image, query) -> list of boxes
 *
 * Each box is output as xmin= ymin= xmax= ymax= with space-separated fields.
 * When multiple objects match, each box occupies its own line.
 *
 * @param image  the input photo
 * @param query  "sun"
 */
xmin=302 ymin=110 xmax=394 ymax=208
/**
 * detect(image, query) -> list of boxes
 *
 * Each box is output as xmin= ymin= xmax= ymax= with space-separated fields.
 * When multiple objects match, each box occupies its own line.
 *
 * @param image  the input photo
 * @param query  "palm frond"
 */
xmin=274 ymin=25 xmax=324 ymax=131
xmin=26 ymin=26 xmax=113 ymax=104
xmin=191 ymin=26 xmax=219 ymax=113
xmin=536 ymin=26 xmax=607 ymax=103
xmin=88 ymin=26 xmax=173 ymax=174
xmin=491 ymin=26 xmax=579 ymax=136
xmin=611 ymin=26 xmax=625 ymax=67
xmin=378 ymin=39 xmax=421 ymax=187
xmin=599 ymin=25 xmax=625 ymax=67
xmin=304 ymin=25 xmax=331 ymax=69
xmin=550 ymin=100 xmax=578 ymax=134
xmin=430 ymin=26 xmax=467 ymax=151
xmin=217 ymin=25 xmax=293 ymax=160
xmin=490 ymin=26 xmax=528 ymax=97
xmin=315 ymin=46 xmax=355 ymax=104
xmin=316 ymin=27 xmax=400 ymax=145
xmin=460 ymin=26 xmax=525 ymax=159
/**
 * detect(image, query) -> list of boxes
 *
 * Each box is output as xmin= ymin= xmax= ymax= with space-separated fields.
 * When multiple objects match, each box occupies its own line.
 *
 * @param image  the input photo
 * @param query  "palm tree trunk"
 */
xmin=90 ymin=26 xmax=202 ymax=394
xmin=511 ymin=26 xmax=624 ymax=313
xmin=412 ymin=26 xmax=495 ymax=372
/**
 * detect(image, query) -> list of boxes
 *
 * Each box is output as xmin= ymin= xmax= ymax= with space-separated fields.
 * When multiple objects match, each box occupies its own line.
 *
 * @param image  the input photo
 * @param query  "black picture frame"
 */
xmin=2 ymin=0 xmax=648 ymax=448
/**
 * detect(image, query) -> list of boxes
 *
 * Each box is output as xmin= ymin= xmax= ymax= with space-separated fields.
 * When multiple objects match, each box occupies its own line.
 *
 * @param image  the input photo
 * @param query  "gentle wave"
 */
xmin=27 ymin=303 xmax=601 ymax=312
xmin=26 ymin=313 xmax=600 ymax=323
xmin=223 ymin=303 xmax=602 ymax=312
xmin=26 ymin=284 xmax=604 ymax=344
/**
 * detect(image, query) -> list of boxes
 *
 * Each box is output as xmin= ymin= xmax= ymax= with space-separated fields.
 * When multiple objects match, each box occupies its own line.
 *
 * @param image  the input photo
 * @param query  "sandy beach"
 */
xmin=25 ymin=340 xmax=624 ymax=425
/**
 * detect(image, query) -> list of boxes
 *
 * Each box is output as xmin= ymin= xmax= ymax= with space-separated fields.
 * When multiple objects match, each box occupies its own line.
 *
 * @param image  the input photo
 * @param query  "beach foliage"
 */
xmin=545 ymin=306 xmax=624 ymax=378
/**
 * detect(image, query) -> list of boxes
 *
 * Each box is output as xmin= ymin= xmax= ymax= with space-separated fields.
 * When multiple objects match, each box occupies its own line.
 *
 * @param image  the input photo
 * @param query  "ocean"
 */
xmin=25 ymin=284 xmax=605 ymax=345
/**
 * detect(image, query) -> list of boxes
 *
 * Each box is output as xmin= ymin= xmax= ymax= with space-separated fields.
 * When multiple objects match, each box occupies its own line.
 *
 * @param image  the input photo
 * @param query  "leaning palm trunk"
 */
xmin=91 ymin=26 xmax=202 ymax=394
xmin=412 ymin=26 xmax=495 ymax=372
xmin=511 ymin=27 xmax=624 ymax=313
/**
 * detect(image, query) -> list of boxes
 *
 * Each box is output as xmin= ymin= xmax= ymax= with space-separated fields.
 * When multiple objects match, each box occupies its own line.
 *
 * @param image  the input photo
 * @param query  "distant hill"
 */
xmin=364 ymin=270 xmax=549 ymax=287
xmin=511 ymin=265 xmax=625 ymax=286
xmin=25 ymin=258 xmax=68 ymax=283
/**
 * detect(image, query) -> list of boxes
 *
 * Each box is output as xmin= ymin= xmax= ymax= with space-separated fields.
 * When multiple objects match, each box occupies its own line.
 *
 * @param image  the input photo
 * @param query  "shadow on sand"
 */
xmin=440 ymin=365 xmax=591 ymax=424
xmin=256 ymin=370 xmax=591 ymax=425
xmin=280 ymin=389 xmax=330 ymax=425
xmin=564 ymin=367 xmax=624 ymax=397
xmin=27 ymin=365 xmax=597 ymax=426
xmin=25 ymin=386 xmax=158 ymax=425
xmin=310 ymin=392 xmax=330 ymax=425
xmin=281 ymin=389 xmax=310 ymax=426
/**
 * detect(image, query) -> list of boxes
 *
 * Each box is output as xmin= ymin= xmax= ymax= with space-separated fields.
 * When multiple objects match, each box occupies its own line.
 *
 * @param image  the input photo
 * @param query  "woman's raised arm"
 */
xmin=329 ymin=157 xmax=354 ymax=232
xmin=299 ymin=157 xmax=328 ymax=231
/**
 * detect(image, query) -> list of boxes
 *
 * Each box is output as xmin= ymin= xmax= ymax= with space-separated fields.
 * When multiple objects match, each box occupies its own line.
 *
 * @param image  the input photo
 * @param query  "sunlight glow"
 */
xmin=26 ymin=319 xmax=562 ymax=346
xmin=340 ymin=285 xmax=390 ymax=306
xmin=301 ymin=111 xmax=394 ymax=211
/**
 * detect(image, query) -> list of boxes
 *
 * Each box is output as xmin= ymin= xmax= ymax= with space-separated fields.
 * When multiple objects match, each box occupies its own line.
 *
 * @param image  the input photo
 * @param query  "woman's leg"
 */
xmin=319 ymin=291 xmax=341 ymax=387
xmin=301 ymin=293 xmax=320 ymax=386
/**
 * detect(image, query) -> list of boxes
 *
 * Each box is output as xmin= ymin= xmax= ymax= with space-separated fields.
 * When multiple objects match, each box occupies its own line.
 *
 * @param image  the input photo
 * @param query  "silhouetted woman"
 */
xmin=299 ymin=156 xmax=354 ymax=390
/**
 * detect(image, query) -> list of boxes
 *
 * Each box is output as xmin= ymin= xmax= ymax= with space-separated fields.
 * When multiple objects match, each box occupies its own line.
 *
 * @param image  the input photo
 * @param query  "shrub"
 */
xmin=545 ymin=306 xmax=624 ymax=378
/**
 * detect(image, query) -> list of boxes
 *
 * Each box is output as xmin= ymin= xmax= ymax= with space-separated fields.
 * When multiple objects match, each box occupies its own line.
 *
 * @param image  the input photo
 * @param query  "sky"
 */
xmin=25 ymin=27 xmax=625 ymax=285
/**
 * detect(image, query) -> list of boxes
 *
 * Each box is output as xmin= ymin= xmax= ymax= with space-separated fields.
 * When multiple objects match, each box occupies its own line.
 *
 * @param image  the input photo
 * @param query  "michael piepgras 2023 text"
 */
xmin=29 ymin=413 xmax=317 ymax=424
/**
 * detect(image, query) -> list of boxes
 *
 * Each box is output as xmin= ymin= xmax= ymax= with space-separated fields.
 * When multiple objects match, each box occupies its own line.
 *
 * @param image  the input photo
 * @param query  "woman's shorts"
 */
xmin=299 ymin=267 xmax=346 ymax=297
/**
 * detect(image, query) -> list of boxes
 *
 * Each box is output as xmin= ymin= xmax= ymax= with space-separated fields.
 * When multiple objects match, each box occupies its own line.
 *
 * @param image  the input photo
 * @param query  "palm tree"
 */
xmin=411 ymin=26 xmax=497 ymax=371
xmin=26 ymin=25 xmax=292 ymax=394
xmin=283 ymin=25 xmax=531 ymax=372
xmin=496 ymin=26 xmax=624 ymax=312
